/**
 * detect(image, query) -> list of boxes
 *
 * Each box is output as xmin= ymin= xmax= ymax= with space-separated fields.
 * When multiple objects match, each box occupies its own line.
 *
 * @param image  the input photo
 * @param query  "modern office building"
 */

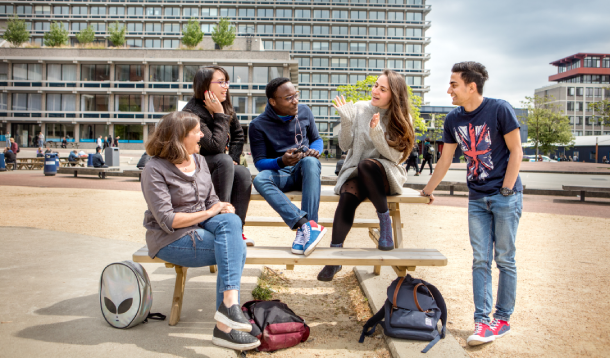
xmin=0 ymin=0 xmax=431 ymax=147
xmin=534 ymin=53 xmax=610 ymax=137
xmin=0 ymin=47 xmax=298 ymax=148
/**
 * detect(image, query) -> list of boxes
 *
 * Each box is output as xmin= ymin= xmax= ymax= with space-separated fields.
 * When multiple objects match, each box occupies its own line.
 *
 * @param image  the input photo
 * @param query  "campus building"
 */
xmin=0 ymin=47 xmax=298 ymax=148
xmin=0 ymin=0 xmax=431 ymax=148
xmin=534 ymin=53 xmax=610 ymax=137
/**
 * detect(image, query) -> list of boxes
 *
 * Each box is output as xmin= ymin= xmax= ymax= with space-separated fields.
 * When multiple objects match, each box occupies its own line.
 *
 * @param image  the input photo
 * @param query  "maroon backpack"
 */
xmin=241 ymin=300 xmax=310 ymax=352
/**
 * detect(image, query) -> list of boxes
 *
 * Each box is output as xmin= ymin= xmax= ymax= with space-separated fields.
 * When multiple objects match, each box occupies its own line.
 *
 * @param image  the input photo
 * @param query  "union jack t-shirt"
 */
xmin=443 ymin=98 xmax=523 ymax=200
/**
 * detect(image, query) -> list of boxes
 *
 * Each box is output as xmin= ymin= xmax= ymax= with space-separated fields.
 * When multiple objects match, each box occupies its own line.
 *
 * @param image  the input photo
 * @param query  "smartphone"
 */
xmin=294 ymin=145 xmax=309 ymax=154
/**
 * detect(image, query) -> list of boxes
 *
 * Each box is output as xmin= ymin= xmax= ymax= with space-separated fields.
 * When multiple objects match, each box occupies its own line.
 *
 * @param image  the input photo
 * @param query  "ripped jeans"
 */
xmin=156 ymin=213 xmax=246 ymax=310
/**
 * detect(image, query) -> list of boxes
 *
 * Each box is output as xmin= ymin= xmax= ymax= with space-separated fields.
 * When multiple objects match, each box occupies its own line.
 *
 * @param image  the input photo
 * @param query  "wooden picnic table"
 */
xmin=15 ymin=158 xmax=44 ymax=170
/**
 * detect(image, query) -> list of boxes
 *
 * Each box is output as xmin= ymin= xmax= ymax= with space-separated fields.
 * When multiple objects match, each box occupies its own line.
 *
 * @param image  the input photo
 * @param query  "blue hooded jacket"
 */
xmin=249 ymin=102 xmax=323 ymax=171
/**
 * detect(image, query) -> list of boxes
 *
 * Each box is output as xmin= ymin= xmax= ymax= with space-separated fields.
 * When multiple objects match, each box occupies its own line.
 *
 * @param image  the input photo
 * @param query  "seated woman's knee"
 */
xmin=234 ymin=164 xmax=252 ymax=186
xmin=214 ymin=153 xmax=234 ymax=168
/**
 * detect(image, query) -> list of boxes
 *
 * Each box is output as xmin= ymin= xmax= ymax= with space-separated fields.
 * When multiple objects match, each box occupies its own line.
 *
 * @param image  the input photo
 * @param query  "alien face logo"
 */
xmin=100 ymin=263 xmax=141 ymax=328
xmin=104 ymin=297 xmax=133 ymax=322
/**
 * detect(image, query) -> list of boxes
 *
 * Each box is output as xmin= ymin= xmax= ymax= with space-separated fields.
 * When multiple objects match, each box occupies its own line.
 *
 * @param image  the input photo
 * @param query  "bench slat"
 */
xmin=133 ymin=246 xmax=447 ymax=267
xmin=250 ymin=186 xmax=429 ymax=204
xmin=562 ymin=185 xmax=610 ymax=193
xmin=245 ymin=216 xmax=402 ymax=228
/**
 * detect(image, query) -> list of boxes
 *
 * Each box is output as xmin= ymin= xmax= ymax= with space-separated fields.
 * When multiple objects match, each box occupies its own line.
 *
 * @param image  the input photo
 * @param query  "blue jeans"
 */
xmin=252 ymin=156 xmax=321 ymax=229
xmin=468 ymin=192 xmax=523 ymax=323
xmin=156 ymin=213 xmax=246 ymax=310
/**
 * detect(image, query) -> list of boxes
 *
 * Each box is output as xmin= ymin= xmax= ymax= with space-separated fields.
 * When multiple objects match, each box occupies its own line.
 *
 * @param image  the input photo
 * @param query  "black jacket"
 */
xmin=92 ymin=153 xmax=105 ymax=167
xmin=183 ymin=97 xmax=245 ymax=164
xmin=423 ymin=144 xmax=432 ymax=159
xmin=4 ymin=150 xmax=15 ymax=162
xmin=137 ymin=152 xmax=151 ymax=169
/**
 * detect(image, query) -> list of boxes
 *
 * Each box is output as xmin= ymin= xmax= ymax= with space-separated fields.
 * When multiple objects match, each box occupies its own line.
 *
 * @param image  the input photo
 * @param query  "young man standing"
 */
xmin=249 ymin=77 xmax=326 ymax=256
xmin=421 ymin=62 xmax=523 ymax=346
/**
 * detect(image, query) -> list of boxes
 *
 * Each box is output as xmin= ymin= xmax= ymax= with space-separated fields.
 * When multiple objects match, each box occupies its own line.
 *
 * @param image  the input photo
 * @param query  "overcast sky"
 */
xmin=425 ymin=0 xmax=610 ymax=108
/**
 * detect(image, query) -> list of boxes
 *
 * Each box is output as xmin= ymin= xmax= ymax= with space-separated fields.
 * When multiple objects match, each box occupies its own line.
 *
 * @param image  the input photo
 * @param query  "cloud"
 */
xmin=424 ymin=0 xmax=610 ymax=107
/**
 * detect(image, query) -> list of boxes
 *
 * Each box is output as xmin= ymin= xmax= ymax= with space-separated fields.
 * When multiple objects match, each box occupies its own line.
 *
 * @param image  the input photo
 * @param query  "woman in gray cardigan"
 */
xmin=141 ymin=111 xmax=260 ymax=351
xmin=318 ymin=70 xmax=416 ymax=281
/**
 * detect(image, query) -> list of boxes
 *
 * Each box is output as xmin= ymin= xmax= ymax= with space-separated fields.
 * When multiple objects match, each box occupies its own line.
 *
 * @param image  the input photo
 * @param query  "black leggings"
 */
xmin=204 ymin=153 xmax=252 ymax=226
xmin=332 ymin=159 xmax=390 ymax=245
xmin=419 ymin=157 xmax=433 ymax=173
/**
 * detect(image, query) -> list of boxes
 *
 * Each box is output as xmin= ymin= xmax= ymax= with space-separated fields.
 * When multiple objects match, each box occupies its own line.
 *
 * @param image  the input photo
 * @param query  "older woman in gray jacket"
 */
xmin=141 ymin=111 xmax=259 ymax=351
xmin=317 ymin=70 xmax=416 ymax=282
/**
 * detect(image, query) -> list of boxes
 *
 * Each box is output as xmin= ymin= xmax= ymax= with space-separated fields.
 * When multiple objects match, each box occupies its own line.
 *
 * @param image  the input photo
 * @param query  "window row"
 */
xmin=567 ymin=87 xmax=607 ymax=97
xmin=298 ymin=73 xmax=422 ymax=86
xmin=560 ymin=75 xmax=610 ymax=84
xmin=297 ymin=57 xmax=422 ymax=70
xmin=6 ymin=6 xmax=424 ymax=19
xmin=1 ymin=64 xmax=284 ymax=84
xmin=251 ymin=24 xmax=423 ymax=37
xmin=278 ymin=41 xmax=423 ymax=53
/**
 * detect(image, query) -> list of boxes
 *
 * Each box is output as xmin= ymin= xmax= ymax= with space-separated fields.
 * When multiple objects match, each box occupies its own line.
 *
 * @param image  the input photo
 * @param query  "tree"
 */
xmin=336 ymin=75 xmax=427 ymax=136
xmin=108 ymin=21 xmax=126 ymax=47
xmin=520 ymin=95 xmax=574 ymax=157
xmin=181 ymin=18 xmax=203 ymax=48
xmin=43 ymin=22 xmax=69 ymax=47
xmin=588 ymin=87 xmax=610 ymax=126
xmin=428 ymin=113 xmax=446 ymax=163
xmin=211 ymin=18 xmax=235 ymax=50
xmin=2 ymin=15 xmax=30 ymax=47
xmin=75 ymin=26 xmax=96 ymax=45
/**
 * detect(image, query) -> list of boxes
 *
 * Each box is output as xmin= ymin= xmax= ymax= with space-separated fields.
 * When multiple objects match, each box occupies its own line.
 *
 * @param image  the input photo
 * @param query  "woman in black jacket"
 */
xmin=183 ymin=66 xmax=253 ymax=245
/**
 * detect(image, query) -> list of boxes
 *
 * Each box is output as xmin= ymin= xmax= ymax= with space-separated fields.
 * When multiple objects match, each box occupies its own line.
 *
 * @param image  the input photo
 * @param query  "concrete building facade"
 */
xmin=534 ymin=53 xmax=610 ymax=137
xmin=0 ymin=0 xmax=431 ymax=146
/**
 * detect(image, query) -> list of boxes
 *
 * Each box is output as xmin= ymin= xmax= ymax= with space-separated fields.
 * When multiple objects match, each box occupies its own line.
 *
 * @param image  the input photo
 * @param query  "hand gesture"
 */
xmin=370 ymin=113 xmax=380 ymax=128
xmin=282 ymin=148 xmax=303 ymax=166
xmin=332 ymin=95 xmax=349 ymax=110
xmin=204 ymin=91 xmax=224 ymax=115
xmin=420 ymin=190 xmax=435 ymax=205
xmin=305 ymin=148 xmax=320 ymax=158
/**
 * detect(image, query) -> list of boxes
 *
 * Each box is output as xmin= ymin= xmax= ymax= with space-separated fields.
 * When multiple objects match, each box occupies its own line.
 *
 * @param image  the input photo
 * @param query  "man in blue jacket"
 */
xmin=249 ymin=77 xmax=326 ymax=256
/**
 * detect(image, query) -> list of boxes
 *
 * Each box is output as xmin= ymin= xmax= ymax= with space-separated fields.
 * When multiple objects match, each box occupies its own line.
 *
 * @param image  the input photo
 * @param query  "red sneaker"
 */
xmin=490 ymin=319 xmax=510 ymax=339
xmin=467 ymin=322 xmax=495 ymax=346
xmin=242 ymin=233 xmax=254 ymax=247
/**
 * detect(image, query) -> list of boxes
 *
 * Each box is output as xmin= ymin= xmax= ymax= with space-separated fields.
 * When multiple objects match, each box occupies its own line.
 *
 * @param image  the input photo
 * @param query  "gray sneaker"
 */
xmin=212 ymin=326 xmax=261 ymax=351
xmin=214 ymin=302 xmax=253 ymax=332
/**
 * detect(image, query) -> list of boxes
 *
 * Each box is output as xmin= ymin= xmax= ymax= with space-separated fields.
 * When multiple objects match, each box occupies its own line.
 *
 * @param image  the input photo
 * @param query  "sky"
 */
xmin=424 ymin=0 xmax=610 ymax=108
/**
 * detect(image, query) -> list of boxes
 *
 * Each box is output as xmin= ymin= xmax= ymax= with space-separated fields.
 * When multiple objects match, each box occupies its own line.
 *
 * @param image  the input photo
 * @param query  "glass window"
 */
xmin=237 ymin=24 xmax=255 ymax=33
xmin=253 ymin=96 xmax=267 ymax=114
xmin=13 ymin=63 xmax=41 ymax=81
xmin=233 ymin=66 xmax=248 ymax=83
xmin=275 ymin=41 xmax=291 ymax=50
xmin=80 ymin=124 xmax=109 ymax=141
xmin=149 ymin=95 xmax=177 ymax=112
xmin=388 ymin=43 xmax=404 ymax=52
xmin=370 ymin=59 xmax=385 ymax=68
xmin=331 ymin=74 xmax=348 ymax=84
xmin=313 ymin=42 xmax=329 ymax=51
xmin=388 ymin=28 xmax=404 ymax=37
xmin=183 ymin=66 xmax=198 ymax=83
xmin=116 ymin=94 xmax=142 ymax=112
xmin=350 ymin=11 xmax=367 ymax=19
xmin=567 ymin=87 xmax=575 ymax=96
xmin=297 ymin=57 xmax=310 ymax=67
xmin=116 ymin=65 xmax=143 ymax=81
xmin=91 ymin=6 xmax=106 ymax=15
xmin=369 ymin=43 xmax=384 ymax=52
xmin=46 ymin=123 xmax=75 ymax=141
xmin=332 ymin=10 xmax=348 ymax=19
xmin=332 ymin=26 xmax=348 ymax=35
xmin=312 ymin=90 xmax=328 ymax=100
xmin=349 ymin=74 xmax=365 ymax=84
xmin=149 ymin=65 xmax=179 ymax=82
xmin=388 ymin=11 xmax=404 ymax=21
xmin=331 ymin=58 xmax=348 ymax=68
xmin=81 ymin=94 xmax=109 ymax=111
xmin=350 ymin=58 xmax=366 ymax=68
xmin=257 ymin=25 xmax=273 ymax=34
xmin=294 ymin=41 xmax=310 ymax=51
xmin=295 ymin=25 xmax=311 ymax=34
xmin=276 ymin=25 xmax=291 ymax=34
xmin=300 ymin=90 xmax=310 ymax=100
xmin=257 ymin=8 xmax=273 ymax=17
xmin=164 ymin=7 xmax=180 ymax=16
xmin=369 ymin=27 xmax=384 ymax=37
xmin=350 ymin=42 xmax=366 ymax=52
xmin=53 ymin=6 xmax=68 ymax=15
xmin=370 ymin=11 xmax=385 ymax=20
xmin=311 ymin=106 xmax=328 ymax=117
xmin=313 ymin=26 xmax=329 ymax=35
xmin=350 ymin=27 xmax=366 ymax=36
xmin=406 ymin=28 xmax=422 ymax=37
xmin=163 ymin=23 xmax=179 ymax=33
xmin=231 ymin=96 xmax=248 ymax=113
xmin=276 ymin=9 xmax=292 ymax=17
xmin=263 ymin=41 xmax=273 ymax=50
xmin=388 ymin=59 xmax=403 ymax=69
xmin=0 ymin=63 xmax=8 ymax=80
xmin=34 ymin=5 xmax=51 ymax=15
xmin=219 ymin=8 xmax=236 ymax=17
xmin=127 ymin=23 xmax=143 ymax=33
xmin=314 ymin=10 xmax=330 ymax=18
xmin=201 ymin=24 xmax=216 ymax=33
xmin=114 ymin=125 xmax=143 ymax=142
xmin=145 ymin=39 xmax=161 ymax=48
xmin=313 ymin=58 xmax=329 ymax=67
xmin=295 ymin=9 xmax=311 ymax=18
xmin=128 ymin=7 xmax=144 ymax=16
xmin=406 ymin=12 xmax=423 ymax=21
xmin=125 ymin=39 xmax=142 ymax=48
xmin=81 ymin=64 xmax=110 ymax=81
xmin=238 ymin=8 xmax=255 ymax=17
xmin=312 ymin=73 xmax=329 ymax=84
xmin=201 ymin=8 xmax=218 ymax=17
xmin=17 ymin=6 xmax=32 ymax=15
xmin=108 ymin=7 xmax=125 ymax=16
xmin=406 ymin=76 xmax=422 ymax=86
xmin=331 ymin=42 xmax=348 ymax=52
xmin=299 ymin=73 xmax=310 ymax=83
xmin=183 ymin=7 xmax=198 ymax=17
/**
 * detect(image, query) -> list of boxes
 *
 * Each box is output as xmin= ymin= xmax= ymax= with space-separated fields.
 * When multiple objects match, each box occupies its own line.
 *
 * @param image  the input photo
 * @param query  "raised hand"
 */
xmin=332 ymin=95 xmax=349 ymax=110
xmin=204 ymin=90 xmax=224 ymax=115
xmin=370 ymin=113 xmax=380 ymax=128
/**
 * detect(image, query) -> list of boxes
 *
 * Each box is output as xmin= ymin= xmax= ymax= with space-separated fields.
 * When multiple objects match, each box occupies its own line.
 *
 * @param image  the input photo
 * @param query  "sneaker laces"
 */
xmin=473 ymin=322 xmax=486 ymax=334
xmin=301 ymin=222 xmax=311 ymax=242
xmin=294 ymin=228 xmax=306 ymax=245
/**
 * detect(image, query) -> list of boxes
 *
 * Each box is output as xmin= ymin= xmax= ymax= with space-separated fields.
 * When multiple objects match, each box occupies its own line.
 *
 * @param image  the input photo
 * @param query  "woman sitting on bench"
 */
xmin=318 ymin=70 xmax=415 ymax=282
xmin=141 ymin=111 xmax=260 ymax=351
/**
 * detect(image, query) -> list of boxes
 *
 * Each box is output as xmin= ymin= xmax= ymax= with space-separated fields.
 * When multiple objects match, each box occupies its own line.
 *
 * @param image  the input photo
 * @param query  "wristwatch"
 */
xmin=500 ymin=187 xmax=515 ymax=196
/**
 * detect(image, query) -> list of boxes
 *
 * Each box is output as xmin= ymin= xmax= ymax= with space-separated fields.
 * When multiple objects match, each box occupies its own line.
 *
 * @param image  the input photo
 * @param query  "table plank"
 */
xmin=251 ymin=186 xmax=429 ymax=204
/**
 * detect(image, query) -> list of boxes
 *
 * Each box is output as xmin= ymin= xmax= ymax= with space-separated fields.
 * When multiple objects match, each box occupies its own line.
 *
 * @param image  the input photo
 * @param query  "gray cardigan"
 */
xmin=334 ymin=101 xmax=408 ymax=195
xmin=141 ymin=155 xmax=219 ymax=258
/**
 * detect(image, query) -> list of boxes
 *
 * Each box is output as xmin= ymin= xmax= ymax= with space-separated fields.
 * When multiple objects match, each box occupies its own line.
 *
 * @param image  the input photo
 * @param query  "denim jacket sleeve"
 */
xmin=141 ymin=165 xmax=176 ymax=234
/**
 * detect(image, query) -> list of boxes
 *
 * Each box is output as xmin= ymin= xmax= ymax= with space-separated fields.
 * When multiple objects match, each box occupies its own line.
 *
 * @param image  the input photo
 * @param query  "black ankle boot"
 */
xmin=317 ymin=243 xmax=343 ymax=281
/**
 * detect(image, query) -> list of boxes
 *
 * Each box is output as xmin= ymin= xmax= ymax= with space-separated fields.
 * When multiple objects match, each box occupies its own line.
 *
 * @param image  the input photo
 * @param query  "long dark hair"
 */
xmin=192 ymin=65 xmax=234 ymax=116
xmin=381 ymin=69 xmax=415 ymax=163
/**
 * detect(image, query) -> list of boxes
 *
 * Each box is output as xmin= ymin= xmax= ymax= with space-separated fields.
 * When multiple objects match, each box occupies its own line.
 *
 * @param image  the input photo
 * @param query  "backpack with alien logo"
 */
xmin=100 ymin=261 xmax=165 ymax=329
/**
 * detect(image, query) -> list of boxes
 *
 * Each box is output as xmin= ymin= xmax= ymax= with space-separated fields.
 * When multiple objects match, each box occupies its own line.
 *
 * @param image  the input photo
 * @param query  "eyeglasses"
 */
xmin=211 ymin=81 xmax=230 ymax=88
xmin=278 ymin=92 xmax=300 ymax=103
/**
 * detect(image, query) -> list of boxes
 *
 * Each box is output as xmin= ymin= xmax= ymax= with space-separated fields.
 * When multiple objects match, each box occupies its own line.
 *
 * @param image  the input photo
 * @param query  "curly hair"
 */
xmin=381 ymin=69 xmax=415 ymax=163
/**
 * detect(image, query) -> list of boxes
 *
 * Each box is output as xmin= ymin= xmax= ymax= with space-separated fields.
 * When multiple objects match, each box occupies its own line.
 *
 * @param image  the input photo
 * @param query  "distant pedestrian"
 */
xmin=61 ymin=137 xmax=67 ymax=149
xmin=573 ymin=154 xmax=578 ymax=162
xmin=418 ymin=138 xmax=433 ymax=175
xmin=114 ymin=136 xmax=120 ymax=147
xmin=103 ymin=136 xmax=109 ymax=151
xmin=96 ymin=136 xmax=103 ymax=150
xmin=107 ymin=135 xmax=113 ymax=148
xmin=5 ymin=131 xmax=10 ymax=148
xmin=603 ymin=156 xmax=608 ymax=164
xmin=38 ymin=132 xmax=45 ymax=147
xmin=405 ymin=143 xmax=419 ymax=176
xmin=569 ymin=156 xmax=573 ymax=162
xmin=324 ymin=149 xmax=329 ymax=161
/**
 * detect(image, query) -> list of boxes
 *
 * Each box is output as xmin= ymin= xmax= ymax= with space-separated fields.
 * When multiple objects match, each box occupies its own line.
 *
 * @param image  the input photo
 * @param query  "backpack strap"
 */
xmin=143 ymin=312 xmax=166 ymax=323
xmin=359 ymin=300 xmax=387 ymax=343
xmin=420 ymin=283 xmax=447 ymax=353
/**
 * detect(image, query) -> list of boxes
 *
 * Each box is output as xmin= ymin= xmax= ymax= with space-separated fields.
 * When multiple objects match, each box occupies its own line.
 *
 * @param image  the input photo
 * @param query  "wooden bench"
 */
xmin=132 ymin=185 xmax=447 ymax=326
xmin=15 ymin=158 xmax=44 ymax=170
xmin=562 ymin=185 xmax=610 ymax=202
xmin=58 ymin=166 xmax=121 ymax=179
xmin=123 ymin=169 xmax=143 ymax=181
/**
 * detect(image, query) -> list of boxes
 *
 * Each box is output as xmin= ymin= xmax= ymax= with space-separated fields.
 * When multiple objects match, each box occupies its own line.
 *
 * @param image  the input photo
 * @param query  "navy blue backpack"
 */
xmin=359 ymin=275 xmax=447 ymax=353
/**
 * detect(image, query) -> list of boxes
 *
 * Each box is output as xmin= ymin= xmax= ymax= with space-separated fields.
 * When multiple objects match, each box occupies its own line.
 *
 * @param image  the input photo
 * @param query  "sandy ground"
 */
xmin=1 ymin=185 xmax=610 ymax=357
